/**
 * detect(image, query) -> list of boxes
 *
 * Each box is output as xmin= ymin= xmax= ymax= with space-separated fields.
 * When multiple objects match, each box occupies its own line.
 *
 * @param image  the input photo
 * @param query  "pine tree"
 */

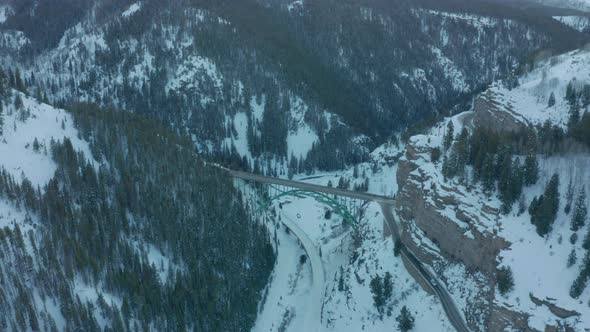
xmin=566 ymin=81 xmax=576 ymax=105
xmin=567 ymin=249 xmax=577 ymax=268
xmin=396 ymin=306 xmax=415 ymax=332
xmin=383 ymin=272 xmax=393 ymax=301
xmin=570 ymin=188 xmax=587 ymax=232
xmin=338 ymin=267 xmax=345 ymax=292
xmin=583 ymin=226 xmax=590 ymax=250
xmin=496 ymin=266 xmax=514 ymax=296
xmin=565 ymin=178 xmax=575 ymax=214
xmin=582 ymin=84 xmax=590 ymax=108
xmin=443 ymin=121 xmax=454 ymax=151
xmin=523 ymin=154 xmax=539 ymax=186
xmin=370 ymin=275 xmax=385 ymax=318
xmin=568 ymin=100 xmax=581 ymax=129
xmin=547 ymin=91 xmax=556 ymax=107
xmin=0 ymin=102 xmax=4 ymax=137
xmin=481 ymin=154 xmax=495 ymax=194
xmin=14 ymin=68 xmax=26 ymax=92
xmin=14 ymin=94 xmax=24 ymax=110
xmin=569 ymin=272 xmax=587 ymax=299
xmin=530 ymin=174 xmax=560 ymax=237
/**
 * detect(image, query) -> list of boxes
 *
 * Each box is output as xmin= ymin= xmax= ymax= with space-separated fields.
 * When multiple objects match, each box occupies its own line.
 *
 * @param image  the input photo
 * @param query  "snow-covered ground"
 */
xmin=0 ymin=91 xmax=133 ymax=331
xmin=481 ymin=48 xmax=590 ymax=129
xmin=398 ymin=48 xmax=590 ymax=330
xmin=0 ymin=91 xmax=94 ymax=187
xmin=249 ymin=189 xmax=453 ymax=331
xmin=553 ymin=15 xmax=590 ymax=32
xmin=534 ymin=0 xmax=590 ymax=13
xmin=497 ymin=154 xmax=590 ymax=330
xmin=0 ymin=5 xmax=13 ymax=23
xmin=122 ymin=2 xmax=142 ymax=17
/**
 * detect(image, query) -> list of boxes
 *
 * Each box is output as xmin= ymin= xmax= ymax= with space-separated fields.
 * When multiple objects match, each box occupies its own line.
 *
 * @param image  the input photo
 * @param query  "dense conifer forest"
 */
xmin=0 ymin=69 xmax=274 ymax=330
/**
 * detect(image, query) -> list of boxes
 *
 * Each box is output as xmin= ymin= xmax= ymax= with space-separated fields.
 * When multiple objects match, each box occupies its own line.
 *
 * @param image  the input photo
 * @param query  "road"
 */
xmin=280 ymin=210 xmax=325 ymax=332
xmin=225 ymin=168 xmax=470 ymax=332
xmin=380 ymin=204 xmax=471 ymax=332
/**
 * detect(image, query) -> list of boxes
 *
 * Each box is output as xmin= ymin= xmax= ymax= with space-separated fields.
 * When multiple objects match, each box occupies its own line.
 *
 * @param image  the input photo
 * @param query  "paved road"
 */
xmin=225 ymin=168 xmax=469 ymax=332
xmin=380 ymin=204 xmax=470 ymax=332
xmin=280 ymin=211 xmax=325 ymax=332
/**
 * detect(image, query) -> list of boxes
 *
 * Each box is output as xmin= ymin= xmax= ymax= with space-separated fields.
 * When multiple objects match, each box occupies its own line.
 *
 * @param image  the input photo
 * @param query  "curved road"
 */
xmin=226 ymin=168 xmax=469 ymax=332
xmin=380 ymin=203 xmax=470 ymax=332
xmin=280 ymin=211 xmax=325 ymax=332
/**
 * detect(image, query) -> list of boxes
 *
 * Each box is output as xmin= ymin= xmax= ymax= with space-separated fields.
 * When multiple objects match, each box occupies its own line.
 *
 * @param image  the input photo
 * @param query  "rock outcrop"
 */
xmin=392 ymin=101 xmax=564 ymax=331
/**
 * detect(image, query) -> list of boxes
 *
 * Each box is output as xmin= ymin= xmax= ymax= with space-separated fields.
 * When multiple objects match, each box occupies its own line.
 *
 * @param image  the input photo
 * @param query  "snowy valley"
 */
xmin=0 ymin=0 xmax=590 ymax=331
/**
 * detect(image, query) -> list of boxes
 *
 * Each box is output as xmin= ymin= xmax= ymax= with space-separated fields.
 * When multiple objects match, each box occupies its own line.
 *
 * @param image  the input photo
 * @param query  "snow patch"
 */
xmin=122 ymin=2 xmax=142 ymax=17
xmin=554 ymin=16 xmax=590 ymax=32
xmin=0 ymin=91 xmax=95 ymax=187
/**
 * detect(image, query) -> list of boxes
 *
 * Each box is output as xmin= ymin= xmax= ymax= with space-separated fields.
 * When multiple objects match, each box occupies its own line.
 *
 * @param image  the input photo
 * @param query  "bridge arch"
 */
xmin=257 ymin=186 xmax=359 ymax=229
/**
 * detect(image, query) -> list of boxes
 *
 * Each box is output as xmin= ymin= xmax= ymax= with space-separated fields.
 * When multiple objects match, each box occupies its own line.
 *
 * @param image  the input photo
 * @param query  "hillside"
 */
xmin=0 ymin=86 xmax=274 ymax=331
xmin=0 ymin=0 xmax=569 ymax=175
xmin=394 ymin=48 xmax=590 ymax=331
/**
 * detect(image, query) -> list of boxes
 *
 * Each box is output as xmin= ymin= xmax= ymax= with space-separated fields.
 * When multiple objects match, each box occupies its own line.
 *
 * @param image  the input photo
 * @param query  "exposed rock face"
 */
xmin=392 ymin=105 xmax=553 ymax=331
xmin=471 ymin=90 xmax=530 ymax=133
xmin=488 ymin=305 xmax=534 ymax=332
xmin=395 ymin=140 xmax=509 ymax=275
xmin=529 ymin=294 xmax=580 ymax=319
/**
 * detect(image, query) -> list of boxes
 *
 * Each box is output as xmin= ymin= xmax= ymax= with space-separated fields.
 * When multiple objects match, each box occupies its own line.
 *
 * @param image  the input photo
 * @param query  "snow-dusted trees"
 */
xmin=496 ymin=266 xmax=515 ymax=296
xmin=443 ymin=121 xmax=454 ymax=151
xmin=569 ymin=252 xmax=590 ymax=298
xmin=396 ymin=306 xmax=415 ymax=332
xmin=567 ymin=249 xmax=577 ymax=268
xmin=570 ymin=188 xmax=588 ymax=232
xmin=547 ymin=91 xmax=555 ymax=107
xmin=529 ymin=174 xmax=560 ymax=237
xmin=523 ymin=154 xmax=539 ymax=186
xmin=370 ymin=275 xmax=386 ymax=318
xmin=370 ymin=272 xmax=394 ymax=319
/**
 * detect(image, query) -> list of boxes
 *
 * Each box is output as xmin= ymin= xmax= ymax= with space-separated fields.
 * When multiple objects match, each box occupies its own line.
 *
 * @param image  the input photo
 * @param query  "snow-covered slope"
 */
xmin=534 ymin=0 xmax=590 ymax=12
xmin=0 ymin=91 xmax=122 ymax=330
xmin=0 ymin=91 xmax=94 ymax=186
xmin=481 ymin=48 xmax=590 ymax=128
xmin=0 ymin=5 xmax=13 ymax=23
xmin=250 ymin=195 xmax=453 ymax=332
xmin=553 ymin=15 xmax=590 ymax=32
xmin=394 ymin=48 xmax=590 ymax=331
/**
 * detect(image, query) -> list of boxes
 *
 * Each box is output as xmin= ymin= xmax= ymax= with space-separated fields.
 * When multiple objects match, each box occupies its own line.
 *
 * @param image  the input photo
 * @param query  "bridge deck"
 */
xmin=226 ymin=169 xmax=395 ymax=204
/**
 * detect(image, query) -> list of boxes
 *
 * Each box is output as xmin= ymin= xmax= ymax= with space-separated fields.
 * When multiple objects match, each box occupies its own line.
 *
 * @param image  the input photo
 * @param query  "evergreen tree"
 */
xmin=547 ymin=91 xmax=555 ymax=107
xmin=14 ymin=94 xmax=24 ymax=110
xmin=370 ymin=275 xmax=385 ymax=318
xmin=570 ymin=188 xmax=587 ymax=232
xmin=582 ymin=84 xmax=590 ymax=108
xmin=396 ymin=306 xmax=415 ymax=332
xmin=568 ymin=100 xmax=581 ymax=129
xmin=569 ymin=272 xmax=587 ymax=299
xmin=338 ymin=267 xmax=345 ymax=292
xmin=496 ymin=266 xmax=514 ymax=296
xmin=566 ymin=249 xmax=577 ymax=268
xmin=443 ymin=121 xmax=454 ymax=151
xmin=569 ymin=252 xmax=590 ymax=298
xmin=530 ymin=174 xmax=560 ymax=237
xmin=583 ymin=225 xmax=590 ymax=250
xmin=383 ymin=272 xmax=393 ymax=301
xmin=565 ymin=81 xmax=576 ymax=105
xmin=0 ymin=102 xmax=4 ymax=137
xmin=565 ymin=178 xmax=575 ymax=214
xmin=14 ymin=68 xmax=26 ymax=93
xmin=523 ymin=154 xmax=539 ymax=186
xmin=430 ymin=147 xmax=441 ymax=162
